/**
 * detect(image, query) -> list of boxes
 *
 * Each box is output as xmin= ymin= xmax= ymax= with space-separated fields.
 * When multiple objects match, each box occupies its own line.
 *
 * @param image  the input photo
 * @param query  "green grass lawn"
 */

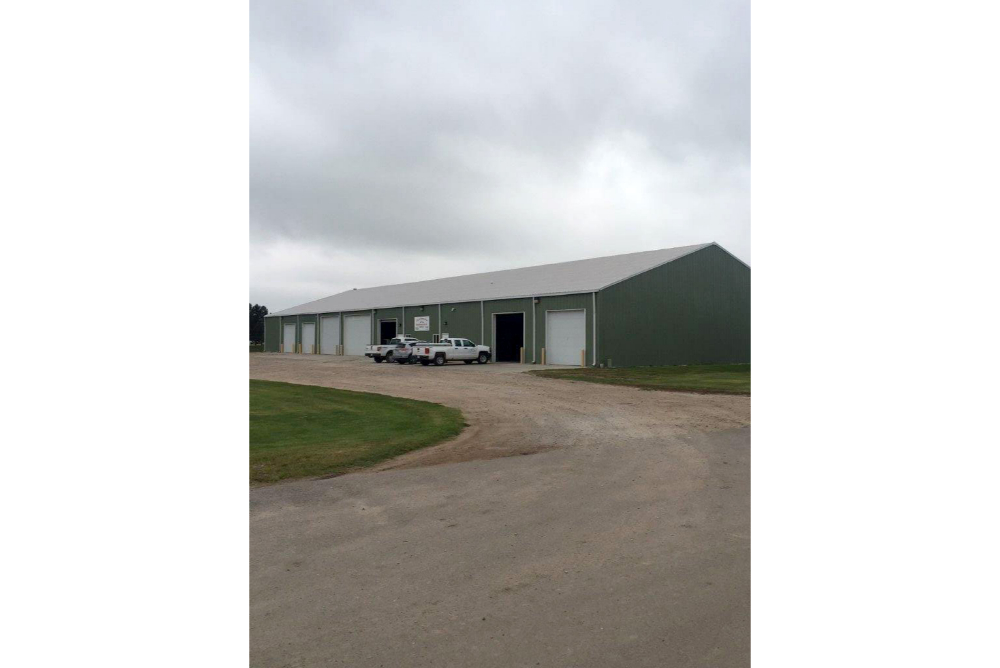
xmin=528 ymin=364 xmax=750 ymax=395
xmin=250 ymin=380 xmax=465 ymax=485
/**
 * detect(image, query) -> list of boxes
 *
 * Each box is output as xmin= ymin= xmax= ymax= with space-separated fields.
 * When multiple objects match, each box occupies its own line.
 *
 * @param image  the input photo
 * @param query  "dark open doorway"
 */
xmin=494 ymin=313 xmax=524 ymax=362
xmin=379 ymin=320 xmax=397 ymax=344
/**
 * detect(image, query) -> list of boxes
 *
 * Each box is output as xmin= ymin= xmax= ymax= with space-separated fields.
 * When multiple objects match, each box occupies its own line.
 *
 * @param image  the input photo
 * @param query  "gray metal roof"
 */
xmin=269 ymin=242 xmax=718 ymax=316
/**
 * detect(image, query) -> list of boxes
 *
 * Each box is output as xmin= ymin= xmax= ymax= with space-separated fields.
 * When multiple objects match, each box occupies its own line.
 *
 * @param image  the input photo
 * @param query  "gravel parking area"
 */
xmin=250 ymin=353 xmax=751 ymax=667
xmin=249 ymin=354 xmax=749 ymax=469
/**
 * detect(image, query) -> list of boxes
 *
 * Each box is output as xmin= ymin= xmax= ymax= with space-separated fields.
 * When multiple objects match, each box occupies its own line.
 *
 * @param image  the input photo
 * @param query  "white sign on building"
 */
xmin=413 ymin=316 xmax=430 ymax=331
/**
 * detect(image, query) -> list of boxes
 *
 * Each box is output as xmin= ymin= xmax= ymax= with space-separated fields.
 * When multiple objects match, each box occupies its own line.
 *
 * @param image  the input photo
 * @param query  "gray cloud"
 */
xmin=251 ymin=0 xmax=749 ymax=310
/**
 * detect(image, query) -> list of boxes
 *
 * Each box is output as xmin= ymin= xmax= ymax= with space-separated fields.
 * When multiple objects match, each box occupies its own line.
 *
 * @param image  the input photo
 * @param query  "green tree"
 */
xmin=250 ymin=304 xmax=269 ymax=343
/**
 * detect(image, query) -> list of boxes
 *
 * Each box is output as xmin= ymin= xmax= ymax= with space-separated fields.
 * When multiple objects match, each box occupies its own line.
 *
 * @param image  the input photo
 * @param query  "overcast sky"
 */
xmin=250 ymin=0 xmax=748 ymax=311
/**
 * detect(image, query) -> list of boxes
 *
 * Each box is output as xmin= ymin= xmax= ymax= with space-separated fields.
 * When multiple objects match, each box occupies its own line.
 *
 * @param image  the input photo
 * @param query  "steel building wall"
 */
xmin=261 ymin=245 xmax=746 ymax=364
xmin=482 ymin=297 xmax=535 ymax=360
xmin=534 ymin=293 xmax=594 ymax=365
xmin=373 ymin=307 xmax=402 ymax=338
xmin=399 ymin=304 xmax=436 ymax=339
xmin=277 ymin=314 xmax=317 ymax=352
xmin=263 ymin=317 xmax=280 ymax=352
xmin=597 ymin=244 xmax=750 ymax=367
xmin=439 ymin=301 xmax=481 ymax=342
xmin=279 ymin=316 xmax=299 ymax=352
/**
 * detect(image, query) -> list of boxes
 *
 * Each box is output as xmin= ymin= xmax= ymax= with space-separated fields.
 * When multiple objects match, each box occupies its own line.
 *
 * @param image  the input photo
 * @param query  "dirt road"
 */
xmin=250 ymin=354 xmax=751 ymax=667
xmin=249 ymin=354 xmax=749 ymax=469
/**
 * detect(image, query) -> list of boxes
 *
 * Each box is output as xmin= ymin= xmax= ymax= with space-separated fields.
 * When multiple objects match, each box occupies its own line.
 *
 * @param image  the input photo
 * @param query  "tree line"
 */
xmin=250 ymin=304 xmax=269 ymax=343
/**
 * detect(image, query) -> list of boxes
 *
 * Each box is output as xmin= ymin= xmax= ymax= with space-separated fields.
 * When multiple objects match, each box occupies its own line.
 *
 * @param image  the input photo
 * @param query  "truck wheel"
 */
xmin=434 ymin=354 xmax=446 ymax=366
xmin=384 ymin=351 xmax=394 ymax=362
xmin=420 ymin=359 xmax=430 ymax=366
xmin=396 ymin=357 xmax=408 ymax=364
xmin=374 ymin=356 xmax=383 ymax=363
xmin=477 ymin=352 xmax=489 ymax=364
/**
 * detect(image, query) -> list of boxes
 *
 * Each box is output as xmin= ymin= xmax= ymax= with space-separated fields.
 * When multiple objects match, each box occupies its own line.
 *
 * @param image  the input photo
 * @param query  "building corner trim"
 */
xmin=592 ymin=292 xmax=597 ymax=366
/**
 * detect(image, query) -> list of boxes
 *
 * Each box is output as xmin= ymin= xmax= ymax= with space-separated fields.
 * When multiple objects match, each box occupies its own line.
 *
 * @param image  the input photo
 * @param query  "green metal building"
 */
xmin=263 ymin=242 xmax=749 ymax=367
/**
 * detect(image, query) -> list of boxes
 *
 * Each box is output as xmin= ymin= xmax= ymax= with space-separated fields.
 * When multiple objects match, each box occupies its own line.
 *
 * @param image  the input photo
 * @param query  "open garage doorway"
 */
xmin=379 ymin=319 xmax=397 ymax=344
xmin=493 ymin=312 xmax=525 ymax=363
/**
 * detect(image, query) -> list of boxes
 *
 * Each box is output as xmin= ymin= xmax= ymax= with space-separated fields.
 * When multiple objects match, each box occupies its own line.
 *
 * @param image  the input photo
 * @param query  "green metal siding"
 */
xmin=263 ymin=316 xmax=280 ymax=352
xmin=265 ymin=245 xmax=746 ymax=365
xmin=482 ymin=298 xmax=534 ymax=361
xmin=402 ymin=304 xmax=437 ymax=340
xmin=535 ymin=293 xmax=594 ymax=366
xmin=439 ymin=301 xmax=481 ymax=342
xmin=597 ymin=245 xmax=750 ymax=367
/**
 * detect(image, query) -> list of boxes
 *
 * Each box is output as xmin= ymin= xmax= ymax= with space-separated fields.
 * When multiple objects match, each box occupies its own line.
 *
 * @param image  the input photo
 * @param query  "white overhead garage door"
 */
xmin=546 ymin=310 xmax=586 ymax=366
xmin=343 ymin=314 xmax=372 ymax=356
xmin=282 ymin=323 xmax=296 ymax=353
xmin=301 ymin=323 xmax=316 ymax=354
xmin=320 ymin=315 xmax=340 ymax=354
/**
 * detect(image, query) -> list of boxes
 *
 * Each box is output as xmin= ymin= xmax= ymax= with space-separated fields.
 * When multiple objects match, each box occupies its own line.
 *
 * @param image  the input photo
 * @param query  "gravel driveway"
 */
xmin=250 ymin=354 xmax=751 ymax=667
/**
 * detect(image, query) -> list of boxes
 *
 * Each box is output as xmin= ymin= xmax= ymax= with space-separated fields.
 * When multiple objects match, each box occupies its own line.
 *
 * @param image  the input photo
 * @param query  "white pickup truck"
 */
xmin=388 ymin=339 xmax=431 ymax=364
xmin=365 ymin=336 xmax=422 ymax=363
xmin=411 ymin=338 xmax=491 ymax=366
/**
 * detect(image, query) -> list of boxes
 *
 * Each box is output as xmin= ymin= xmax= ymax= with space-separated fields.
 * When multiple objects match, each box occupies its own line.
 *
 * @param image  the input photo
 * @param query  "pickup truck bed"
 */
xmin=365 ymin=336 xmax=422 ymax=362
xmin=390 ymin=340 xmax=430 ymax=364
xmin=411 ymin=338 xmax=491 ymax=366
